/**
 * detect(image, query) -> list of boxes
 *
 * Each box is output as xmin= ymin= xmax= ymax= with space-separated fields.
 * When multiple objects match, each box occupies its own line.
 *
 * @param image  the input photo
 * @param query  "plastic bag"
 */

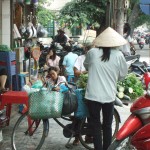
xmin=31 ymin=80 xmax=43 ymax=89
xmin=59 ymin=84 xmax=69 ymax=92
xmin=37 ymin=24 xmax=48 ymax=38
xmin=74 ymin=89 xmax=89 ymax=119
xmin=23 ymin=84 xmax=39 ymax=95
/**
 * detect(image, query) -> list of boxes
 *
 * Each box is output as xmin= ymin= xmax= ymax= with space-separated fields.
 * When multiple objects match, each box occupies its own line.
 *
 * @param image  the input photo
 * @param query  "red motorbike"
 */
xmin=108 ymin=71 xmax=150 ymax=150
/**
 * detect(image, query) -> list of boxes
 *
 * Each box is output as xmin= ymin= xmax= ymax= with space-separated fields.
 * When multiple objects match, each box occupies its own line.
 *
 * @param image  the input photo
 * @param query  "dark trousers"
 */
xmin=86 ymin=100 xmax=114 ymax=150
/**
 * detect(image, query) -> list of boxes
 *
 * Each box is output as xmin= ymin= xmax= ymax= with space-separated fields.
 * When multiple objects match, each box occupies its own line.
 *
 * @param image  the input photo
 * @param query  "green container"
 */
xmin=25 ymin=0 xmax=31 ymax=5
xmin=0 ymin=45 xmax=11 ymax=51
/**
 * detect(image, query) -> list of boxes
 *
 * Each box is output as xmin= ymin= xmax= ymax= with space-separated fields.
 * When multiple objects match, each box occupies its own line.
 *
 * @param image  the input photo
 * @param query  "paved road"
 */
xmin=1 ymin=105 xmax=131 ymax=150
xmin=1 ymin=43 xmax=149 ymax=150
xmin=135 ymin=43 xmax=150 ymax=64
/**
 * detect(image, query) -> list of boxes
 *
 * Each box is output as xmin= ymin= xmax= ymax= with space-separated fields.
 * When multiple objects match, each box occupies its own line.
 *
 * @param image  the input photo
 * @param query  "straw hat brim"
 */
xmin=93 ymin=27 xmax=127 ymax=47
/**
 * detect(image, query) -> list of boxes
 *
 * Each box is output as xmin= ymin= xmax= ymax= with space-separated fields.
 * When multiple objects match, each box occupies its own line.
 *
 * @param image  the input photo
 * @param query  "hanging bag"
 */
xmin=28 ymin=88 xmax=64 ymax=119
xmin=62 ymin=87 xmax=78 ymax=116
xmin=74 ymin=89 xmax=89 ymax=119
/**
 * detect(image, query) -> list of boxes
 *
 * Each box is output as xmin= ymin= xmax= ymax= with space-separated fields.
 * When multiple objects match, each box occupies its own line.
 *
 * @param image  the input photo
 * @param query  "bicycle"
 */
xmin=11 ymin=109 xmax=120 ymax=150
xmin=11 ymin=72 xmax=121 ymax=150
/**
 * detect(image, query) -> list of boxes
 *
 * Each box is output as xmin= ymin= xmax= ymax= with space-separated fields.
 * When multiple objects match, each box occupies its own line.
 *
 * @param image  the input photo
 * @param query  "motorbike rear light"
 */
xmin=143 ymin=72 xmax=150 ymax=90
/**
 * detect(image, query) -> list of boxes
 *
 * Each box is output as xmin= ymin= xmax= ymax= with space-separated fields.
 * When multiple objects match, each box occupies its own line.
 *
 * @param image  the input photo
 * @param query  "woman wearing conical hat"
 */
xmin=84 ymin=27 xmax=128 ymax=150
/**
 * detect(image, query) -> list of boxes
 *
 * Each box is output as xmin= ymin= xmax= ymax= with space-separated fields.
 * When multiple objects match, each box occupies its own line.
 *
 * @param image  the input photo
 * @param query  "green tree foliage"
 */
xmin=128 ymin=0 xmax=150 ymax=30
xmin=58 ymin=0 xmax=107 ymax=33
xmin=36 ymin=0 xmax=54 ymax=27
xmin=118 ymin=73 xmax=144 ymax=100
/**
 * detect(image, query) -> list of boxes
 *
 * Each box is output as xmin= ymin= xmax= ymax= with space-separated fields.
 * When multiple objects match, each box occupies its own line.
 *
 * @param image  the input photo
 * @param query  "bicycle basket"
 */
xmin=28 ymin=90 xmax=64 ymax=119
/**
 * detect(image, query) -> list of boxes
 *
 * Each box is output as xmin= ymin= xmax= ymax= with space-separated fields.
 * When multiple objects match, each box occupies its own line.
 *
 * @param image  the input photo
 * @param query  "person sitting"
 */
xmin=46 ymin=66 xmax=66 ymax=92
xmin=0 ymin=68 xmax=8 ymax=92
xmin=45 ymin=45 xmax=60 ymax=70
xmin=53 ymin=29 xmax=67 ymax=47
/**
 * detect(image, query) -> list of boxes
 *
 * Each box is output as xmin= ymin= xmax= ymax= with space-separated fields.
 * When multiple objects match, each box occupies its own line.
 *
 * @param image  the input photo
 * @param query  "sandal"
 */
xmin=73 ymin=137 xmax=80 ymax=146
xmin=0 ymin=88 xmax=9 ymax=93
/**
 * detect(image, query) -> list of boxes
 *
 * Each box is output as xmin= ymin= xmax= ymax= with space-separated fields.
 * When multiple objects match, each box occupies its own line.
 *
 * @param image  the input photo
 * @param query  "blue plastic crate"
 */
xmin=0 ymin=51 xmax=16 ymax=61
xmin=0 ymin=51 xmax=18 ymax=90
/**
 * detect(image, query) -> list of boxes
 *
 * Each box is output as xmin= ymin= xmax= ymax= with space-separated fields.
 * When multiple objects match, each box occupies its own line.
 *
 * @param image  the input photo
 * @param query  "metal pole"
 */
xmin=10 ymin=0 xmax=13 ymax=49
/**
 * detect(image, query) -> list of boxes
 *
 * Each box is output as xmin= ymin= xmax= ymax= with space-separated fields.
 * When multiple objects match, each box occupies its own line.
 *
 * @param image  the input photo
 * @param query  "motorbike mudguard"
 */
xmin=115 ymin=114 xmax=142 ymax=140
xmin=131 ymin=123 xmax=150 ymax=150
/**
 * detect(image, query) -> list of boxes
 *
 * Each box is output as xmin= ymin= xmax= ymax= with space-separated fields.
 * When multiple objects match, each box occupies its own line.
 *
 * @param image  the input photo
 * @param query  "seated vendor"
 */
xmin=0 ymin=68 xmax=8 ymax=92
xmin=46 ymin=67 xmax=67 ymax=92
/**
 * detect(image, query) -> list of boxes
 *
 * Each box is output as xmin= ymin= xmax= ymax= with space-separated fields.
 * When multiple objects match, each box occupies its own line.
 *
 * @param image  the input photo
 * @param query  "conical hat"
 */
xmin=93 ymin=27 xmax=127 ymax=47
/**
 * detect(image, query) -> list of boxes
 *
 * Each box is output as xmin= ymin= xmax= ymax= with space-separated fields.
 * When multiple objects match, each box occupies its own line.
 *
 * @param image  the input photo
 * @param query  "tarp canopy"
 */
xmin=140 ymin=0 xmax=150 ymax=15
xmin=140 ymin=0 xmax=150 ymax=4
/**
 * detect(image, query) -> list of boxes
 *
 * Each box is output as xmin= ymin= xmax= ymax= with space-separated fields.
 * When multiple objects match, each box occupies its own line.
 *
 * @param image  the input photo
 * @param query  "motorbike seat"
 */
xmin=131 ymin=61 xmax=144 ymax=68
xmin=125 ymin=54 xmax=140 ymax=61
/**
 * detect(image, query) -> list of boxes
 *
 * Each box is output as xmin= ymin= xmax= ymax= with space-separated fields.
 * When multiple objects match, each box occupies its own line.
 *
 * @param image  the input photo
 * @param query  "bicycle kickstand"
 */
xmin=65 ymin=133 xmax=74 ymax=149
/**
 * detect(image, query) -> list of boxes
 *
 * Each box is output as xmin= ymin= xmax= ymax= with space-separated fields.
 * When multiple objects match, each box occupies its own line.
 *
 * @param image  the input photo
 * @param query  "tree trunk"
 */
xmin=106 ymin=1 xmax=111 ymax=27
xmin=128 ymin=3 xmax=141 ymax=36
xmin=116 ymin=0 xmax=124 ymax=35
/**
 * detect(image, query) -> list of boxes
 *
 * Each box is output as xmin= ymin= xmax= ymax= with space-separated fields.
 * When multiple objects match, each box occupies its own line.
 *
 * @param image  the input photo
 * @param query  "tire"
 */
xmin=78 ymin=109 xmax=120 ymax=150
xmin=139 ymin=45 xmax=144 ymax=49
xmin=11 ymin=112 xmax=48 ymax=150
xmin=108 ymin=137 xmax=136 ymax=150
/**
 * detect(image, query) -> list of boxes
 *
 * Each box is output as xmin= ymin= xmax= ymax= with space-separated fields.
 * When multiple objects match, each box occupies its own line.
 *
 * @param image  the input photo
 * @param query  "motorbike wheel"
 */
xmin=107 ymin=137 xmax=136 ymax=150
xmin=139 ymin=45 xmax=144 ymax=49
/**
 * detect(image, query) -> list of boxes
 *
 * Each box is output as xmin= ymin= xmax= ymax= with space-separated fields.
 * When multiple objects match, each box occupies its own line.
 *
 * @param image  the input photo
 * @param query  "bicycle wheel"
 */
xmin=79 ymin=109 xmax=120 ymax=150
xmin=11 ymin=112 xmax=48 ymax=150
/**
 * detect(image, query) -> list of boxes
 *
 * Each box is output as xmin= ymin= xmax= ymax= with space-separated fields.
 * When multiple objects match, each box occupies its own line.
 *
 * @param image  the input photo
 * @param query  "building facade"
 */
xmin=0 ymin=0 xmax=11 ymax=46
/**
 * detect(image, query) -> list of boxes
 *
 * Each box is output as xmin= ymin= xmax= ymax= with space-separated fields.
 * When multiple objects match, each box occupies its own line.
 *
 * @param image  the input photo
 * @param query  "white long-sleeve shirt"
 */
xmin=84 ymin=47 xmax=128 ymax=103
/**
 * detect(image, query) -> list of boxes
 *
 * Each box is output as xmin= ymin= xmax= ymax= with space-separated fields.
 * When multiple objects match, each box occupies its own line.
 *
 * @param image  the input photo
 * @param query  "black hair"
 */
xmin=48 ymin=66 xmax=59 ymax=74
xmin=48 ymin=45 xmax=57 ymax=60
xmin=124 ymin=23 xmax=131 ymax=38
xmin=64 ymin=45 xmax=72 ymax=52
xmin=101 ymin=47 xmax=111 ymax=62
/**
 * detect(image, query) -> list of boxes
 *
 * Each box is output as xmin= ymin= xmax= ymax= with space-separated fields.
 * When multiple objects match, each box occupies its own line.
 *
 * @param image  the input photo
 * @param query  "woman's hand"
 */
xmin=53 ymin=87 xmax=60 ymax=91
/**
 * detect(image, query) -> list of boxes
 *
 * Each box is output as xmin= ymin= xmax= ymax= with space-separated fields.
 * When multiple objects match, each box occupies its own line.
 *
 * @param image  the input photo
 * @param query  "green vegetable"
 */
xmin=118 ymin=86 xmax=125 ymax=92
xmin=117 ymin=92 xmax=124 ymax=99
xmin=77 ymin=73 xmax=144 ymax=101
xmin=128 ymin=87 xmax=133 ymax=93
xmin=76 ymin=74 xmax=88 ymax=89
xmin=118 ymin=73 xmax=144 ymax=100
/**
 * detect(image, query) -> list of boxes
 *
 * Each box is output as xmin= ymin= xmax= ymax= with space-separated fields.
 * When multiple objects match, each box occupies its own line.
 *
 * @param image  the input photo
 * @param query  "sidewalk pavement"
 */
xmin=0 ymin=105 xmax=86 ymax=150
xmin=0 ymin=103 xmax=131 ymax=150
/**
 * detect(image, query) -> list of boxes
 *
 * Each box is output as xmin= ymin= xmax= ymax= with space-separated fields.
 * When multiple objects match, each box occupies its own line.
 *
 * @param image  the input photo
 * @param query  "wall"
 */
xmin=0 ymin=0 xmax=11 ymax=46
xmin=0 ymin=0 xmax=2 ymax=43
